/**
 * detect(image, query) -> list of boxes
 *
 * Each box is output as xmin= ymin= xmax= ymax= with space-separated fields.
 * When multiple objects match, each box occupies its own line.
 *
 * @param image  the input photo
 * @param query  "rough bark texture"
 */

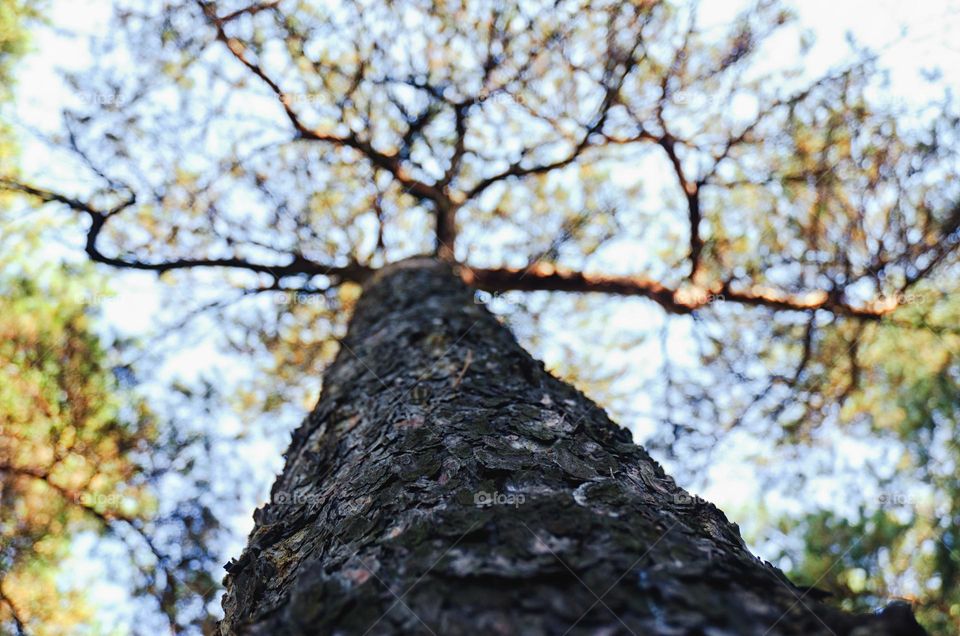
xmin=220 ymin=257 xmax=924 ymax=636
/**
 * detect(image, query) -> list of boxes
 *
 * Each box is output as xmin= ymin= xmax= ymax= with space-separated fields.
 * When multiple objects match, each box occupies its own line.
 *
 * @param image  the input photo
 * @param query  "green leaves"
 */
xmin=0 ymin=229 xmax=155 ymax=631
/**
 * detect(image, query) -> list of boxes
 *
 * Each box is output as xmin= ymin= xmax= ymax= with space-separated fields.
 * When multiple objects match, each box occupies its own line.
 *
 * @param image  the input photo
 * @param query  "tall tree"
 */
xmin=2 ymin=0 xmax=959 ymax=632
xmin=218 ymin=256 xmax=924 ymax=634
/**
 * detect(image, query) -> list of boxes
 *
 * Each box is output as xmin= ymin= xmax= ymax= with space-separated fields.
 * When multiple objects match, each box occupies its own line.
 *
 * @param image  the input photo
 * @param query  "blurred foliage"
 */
xmin=0 ymin=0 xmax=44 ymax=177
xmin=1 ymin=0 xmax=959 ymax=632
xmin=0 ymin=223 xmax=150 ymax=634
xmin=1 ymin=5 xmax=222 ymax=631
xmin=0 ymin=224 xmax=225 ymax=636
xmin=0 ymin=1 xmax=44 ymax=98
xmin=753 ymin=289 xmax=960 ymax=633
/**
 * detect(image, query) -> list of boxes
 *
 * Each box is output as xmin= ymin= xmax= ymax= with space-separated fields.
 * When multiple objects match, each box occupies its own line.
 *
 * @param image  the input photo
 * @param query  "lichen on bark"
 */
xmin=220 ymin=257 xmax=924 ymax=636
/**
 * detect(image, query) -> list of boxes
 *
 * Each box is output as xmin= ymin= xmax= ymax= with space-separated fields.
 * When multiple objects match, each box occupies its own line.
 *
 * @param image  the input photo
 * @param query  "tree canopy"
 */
xmin=1 ymin=0 xmax=959 ymax=632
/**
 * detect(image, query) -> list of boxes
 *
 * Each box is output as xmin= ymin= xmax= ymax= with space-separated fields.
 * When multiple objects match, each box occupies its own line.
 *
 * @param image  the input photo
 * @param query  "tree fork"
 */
xmin=219 ymin=257 xmax=924 ymax=635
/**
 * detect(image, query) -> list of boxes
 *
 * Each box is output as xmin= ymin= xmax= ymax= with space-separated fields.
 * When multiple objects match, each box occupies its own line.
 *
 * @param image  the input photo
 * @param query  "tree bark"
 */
xmin=219 ymin=257 xmax=924 ymax=636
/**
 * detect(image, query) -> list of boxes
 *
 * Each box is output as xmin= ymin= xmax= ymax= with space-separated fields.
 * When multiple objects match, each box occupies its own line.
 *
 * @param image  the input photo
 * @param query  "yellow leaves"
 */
xmin=337 ymin=49 xmax=360 ymax=69
xmin=30 ymin=534 xmax=63 ymax=559
xmin=841 ymin=384 xmax=905 ymax=431
xmin=793 ymin=129 xmax=816 ymax=158
xmin=309 ymin=189 xmax=346 ymax=213
xmin=426 ymin=42 xmax=445 ymax=74
xmin=172 ymin=166 xmax=199 ymax=188
xmin=338 ymin=281 xmax=362 ymax=308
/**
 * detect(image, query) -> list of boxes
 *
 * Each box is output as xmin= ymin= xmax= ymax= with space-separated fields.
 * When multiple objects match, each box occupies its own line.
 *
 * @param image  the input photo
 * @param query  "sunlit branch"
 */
xmin=460 ymin=265 xmax=687 ymax=313
xmin=461 ymin=265 xmax=903 ymax=320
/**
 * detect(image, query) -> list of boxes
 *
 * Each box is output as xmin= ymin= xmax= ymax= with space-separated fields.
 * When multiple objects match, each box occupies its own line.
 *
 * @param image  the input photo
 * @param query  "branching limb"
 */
xmin=461 ymin=264 xmax=903 ymax=319
xmin=464 ymin=14 xmax=644 ymax=202
xmin=7 ymin=165 xmax=932 ymax=323
xmin=0 ymin=178 xmax=373 ymax=283
xmin=6 ymin=173 xmax=953 ymax=325
xmin=658 ymin=133 xmax=703 ymax=281
xmin=900 ymin=201 xmax=960 ymax=292
xmin=196 ymin=0 xmax=457 ymax=257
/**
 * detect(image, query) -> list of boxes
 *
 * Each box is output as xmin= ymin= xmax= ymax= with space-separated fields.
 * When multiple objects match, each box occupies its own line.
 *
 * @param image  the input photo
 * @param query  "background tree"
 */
xmin=1 ymin=5 xmax=225 ymax=633
xmin=1 ymin=0 xmax=959 ymax=632
xmin=1 ymin=142 xmax=228 ymax=636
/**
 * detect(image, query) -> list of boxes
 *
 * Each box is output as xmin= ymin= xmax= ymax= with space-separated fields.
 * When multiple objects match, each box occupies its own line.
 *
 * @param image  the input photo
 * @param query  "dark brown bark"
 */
xmin=219 ymin=257 xmax=924 ymax=636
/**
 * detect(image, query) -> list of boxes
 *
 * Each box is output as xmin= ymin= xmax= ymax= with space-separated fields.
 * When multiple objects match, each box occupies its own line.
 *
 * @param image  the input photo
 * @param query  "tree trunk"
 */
xmin=219 ymin=257 xmax=924 ymax=636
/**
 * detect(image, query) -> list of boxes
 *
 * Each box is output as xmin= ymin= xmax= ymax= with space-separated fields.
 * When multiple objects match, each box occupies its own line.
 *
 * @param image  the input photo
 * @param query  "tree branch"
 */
xmin=460 ymin=264 xmax=901 ymax=319
xmin=7 ymin=172 xmax=951 ymax=324
xmin=464 ymin=24 xmax=643 ymax=202
xmin=657 ymin=133 xmax=703 ymax=281
xmin=0 ymin=178 xmax=373 ymax=283
xmin=196 ymin=0 xmax=458 ymax=257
